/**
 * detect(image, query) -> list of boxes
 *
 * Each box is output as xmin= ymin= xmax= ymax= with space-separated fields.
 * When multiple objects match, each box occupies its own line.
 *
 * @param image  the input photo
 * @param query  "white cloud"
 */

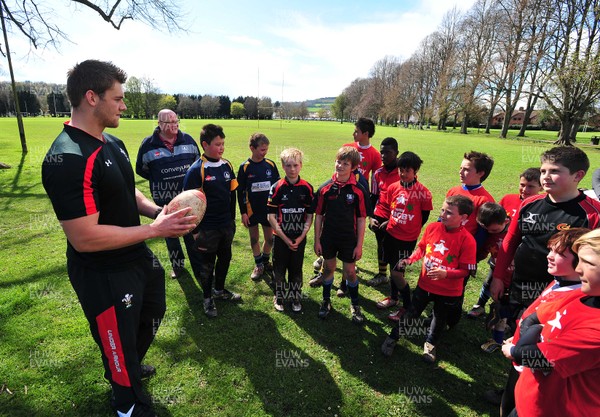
xmin=0 ymin=0 xmax=476 ymax=101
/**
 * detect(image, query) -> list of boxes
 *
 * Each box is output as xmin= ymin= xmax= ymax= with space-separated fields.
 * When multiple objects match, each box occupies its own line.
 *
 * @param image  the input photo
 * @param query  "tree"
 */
xmin=538 ymin=0 xmax=600 ymax=145
xmin=244 ymin=96 xmax=258 ymax=119
xmin=200 ymin=95 xmax=220 ymax=118
xmin=230 ymin=102 xmax=245 ymax=119
xmin=17 ymin=90 xmax=40 ymax=115
xmin=47 ymin=91 xmax=69 ymax=116
xmin=258 ymin=96 xmax=273 ymax=119
xmin=177 ymin=95 xmax=199 ymax=119
xmin=157 ymin=94 xmax=177 ymax=112
xmin=217 ymin=95 xmax=231 ymax=118
xmin=124 ymin=76 xmax=143 ymax=118
xmin=331 ymin=93 xmax=349 ymax=122
xmin=1 ymin=0 xmax=185 ymax=153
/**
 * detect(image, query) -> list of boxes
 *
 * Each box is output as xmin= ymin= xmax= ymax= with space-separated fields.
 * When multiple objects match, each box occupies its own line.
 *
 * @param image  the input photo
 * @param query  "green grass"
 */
xmin=1 ymin=117 xmax=600 ymax=417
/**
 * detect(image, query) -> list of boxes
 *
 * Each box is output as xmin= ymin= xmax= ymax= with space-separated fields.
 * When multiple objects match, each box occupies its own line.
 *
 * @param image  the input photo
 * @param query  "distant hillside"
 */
xmin=305 ymin=97 xmax=335 ymax=112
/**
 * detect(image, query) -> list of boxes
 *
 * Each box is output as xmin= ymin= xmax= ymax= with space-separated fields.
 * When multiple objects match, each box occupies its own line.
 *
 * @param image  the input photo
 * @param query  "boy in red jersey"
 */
xmin=468 ymin=168 xmax=542 ymax=319
xmin=502 ymin=228 xmax=600 ymax=417
xmin=374 ymin=152 xmax=433 ymax=321
xmin=381 ymin=195 xmax=477 ymax=363
xmin=267 ymin=148 xmax=314 ymax=312
xmin=367 ymin=137 xmax=400 ymax=287
xmin=343 ymin=117 xmax=382 ymax=183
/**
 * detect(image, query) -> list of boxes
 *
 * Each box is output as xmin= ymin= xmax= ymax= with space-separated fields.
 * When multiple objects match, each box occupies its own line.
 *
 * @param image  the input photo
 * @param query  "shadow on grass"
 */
xmin=174 ymin=270 xmax=343 ymax=417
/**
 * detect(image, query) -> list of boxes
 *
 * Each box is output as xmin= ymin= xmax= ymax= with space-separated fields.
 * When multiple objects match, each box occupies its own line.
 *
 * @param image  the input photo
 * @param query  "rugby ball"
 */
xmin=166 ymin=189 xmax=207 ymax=226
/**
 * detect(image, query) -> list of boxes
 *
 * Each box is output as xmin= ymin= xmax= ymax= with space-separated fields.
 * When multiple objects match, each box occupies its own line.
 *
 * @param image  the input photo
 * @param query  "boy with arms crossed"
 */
xmin=237 ymin=133 xmax=280 ymax=281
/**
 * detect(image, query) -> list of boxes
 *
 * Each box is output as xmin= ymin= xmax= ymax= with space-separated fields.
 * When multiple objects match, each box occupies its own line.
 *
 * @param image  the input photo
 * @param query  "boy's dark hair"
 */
xmin=477 ymin=202 xmax=507 ymax=227
xmin=397 ymin=151 xmax=423 ymax=172
xmin=355 ymin=117 xmax=375 ymax=138
xmin=249 ymin=132 xmax=269 ymax=148
xmin=380 ymin=137 xmax=398 ymax=151
xmin=67 ymin=60 xmax=127 ymax=108
xmin=540 ymin=146 xmax=590 ymax=174
xmin=548 ymin=227 xmax=590 ymax=269
xmin=200 ymin=124 xmax=225 ymax=145
xmin=464 ymin=150 xmax=494 ymax=182
xmin=521 ymin=167 xmax=541 ymax=185
xmin=446 ymin=194 xmax=474 ymax=216
xmin=336 ymin=146 xmax=360 ymax=168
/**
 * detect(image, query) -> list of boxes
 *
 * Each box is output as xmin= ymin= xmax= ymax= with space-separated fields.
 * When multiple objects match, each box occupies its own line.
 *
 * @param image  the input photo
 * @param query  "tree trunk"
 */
xmin=554 ymin=119 xmax=575 ymax=145
xmin=517 ymin=94 xmax=539 ymax=137
xmin=460 ymin=113 xmax=469 ymax=134
xmin=500 ymin=103 xmax=515 ymax=139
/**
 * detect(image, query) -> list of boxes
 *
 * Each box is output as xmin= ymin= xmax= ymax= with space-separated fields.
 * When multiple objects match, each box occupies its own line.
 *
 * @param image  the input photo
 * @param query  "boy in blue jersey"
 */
xmin=183 ymin=124 xmax=240 ymax=318
xmin=238 ymin=133 xmax=280 ymax=281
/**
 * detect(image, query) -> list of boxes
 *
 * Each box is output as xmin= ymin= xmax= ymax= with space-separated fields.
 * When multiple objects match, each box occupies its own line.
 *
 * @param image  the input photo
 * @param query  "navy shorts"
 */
xmin=320 ymin=233 xmax=357 ymax=264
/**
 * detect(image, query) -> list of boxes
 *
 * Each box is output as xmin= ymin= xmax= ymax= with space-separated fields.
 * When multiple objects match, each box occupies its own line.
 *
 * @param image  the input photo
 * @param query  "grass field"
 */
xmin=1 ymin=117 xmax=599 ymax=417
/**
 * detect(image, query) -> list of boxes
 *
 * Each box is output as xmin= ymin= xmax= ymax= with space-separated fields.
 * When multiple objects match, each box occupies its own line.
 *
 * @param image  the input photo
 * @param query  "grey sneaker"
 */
xmin=350 ymin=304 xmax=365 ymax=324
xmin=213 ymin=289 xmax=242 ymax=301
xmin=318 ymin=299 xmax=331 ymax=319
xmin=467 ymin=304 xmax=485 ymax=318
xmin=366 ymin=273 xmax=390 ymax=287
xmin=313 ymin=256 xmax=324 ymax=271
xmin=336 ymin=280 xmax=347 ymax=297
xmin=273 ymin=296 xmax=284 ymax=312
xmin=250 ymin=264 xmax=265 ymax=281
xmin=422 ymin=342 xmax=436 ymax=363
xmin=203 ymin=298 xmax=217 ymax=318
xmin=381 ymin=336 xmax=397 ymax=357
xmin=309 ymin=273 xmax=323 ymax=288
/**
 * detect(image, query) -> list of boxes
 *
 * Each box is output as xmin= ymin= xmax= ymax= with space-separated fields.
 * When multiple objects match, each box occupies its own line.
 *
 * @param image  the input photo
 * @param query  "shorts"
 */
xmin=320 ymin=233 xmax=357 ymax=264
xmin=247 ymin=213 xmax=271 ymax=228
xmin=383 ymin=234 xmax=417 ymax=267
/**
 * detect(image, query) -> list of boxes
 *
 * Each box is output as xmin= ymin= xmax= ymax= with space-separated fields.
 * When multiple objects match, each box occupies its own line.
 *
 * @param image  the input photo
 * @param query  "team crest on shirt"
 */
xmin=346 ymin=194 xmax=355 ymax=204
xmin=122 ymin=293 xmax=133 ymax=309
xmin=224 ymin=171 xmax=231 ymax=180
xmin=266 ymin=169 xmax=273 ymax=177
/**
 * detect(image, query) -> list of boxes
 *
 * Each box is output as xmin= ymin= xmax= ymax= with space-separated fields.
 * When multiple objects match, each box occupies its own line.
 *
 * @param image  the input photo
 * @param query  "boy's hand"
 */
xmin=502 ymin=340 xmax=515 ymax=360
xmin=426 ymin=268 xmax=447 ymax=280
xmin=490 ymin=278 xmax=505 ymax=302
xmin=353 ymin=246 xmax=363 ymax=261
xmin=314 ymin=242 xmax=322 ymax=256
xmin=287 ymin=238 xmax=299 ymax=251
xmin=241 ymin=213 xmax=250 ymax=228
xmin=368 ymin=218 xmax=379 ymax=230
xmin=378 ymin=220 xmax=389 ymax=230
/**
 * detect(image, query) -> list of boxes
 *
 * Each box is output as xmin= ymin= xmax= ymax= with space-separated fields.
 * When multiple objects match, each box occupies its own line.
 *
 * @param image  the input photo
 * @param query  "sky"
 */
xmin=1 ymin=0 xmax=476 ymax=102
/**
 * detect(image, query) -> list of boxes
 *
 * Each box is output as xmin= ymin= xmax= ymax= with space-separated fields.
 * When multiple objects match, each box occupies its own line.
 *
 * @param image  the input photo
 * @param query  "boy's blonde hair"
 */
xmin=336 ymin=146 xmax=360 ymax=168
xmin=280 ymin=147 xmax=303 ymax=164
xmin=573 ymin=228 xmax=600 ymax=256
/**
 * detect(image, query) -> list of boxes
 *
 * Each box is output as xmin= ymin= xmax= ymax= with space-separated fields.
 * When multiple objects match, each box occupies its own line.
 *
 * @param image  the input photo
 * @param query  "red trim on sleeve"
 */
xmin=83 ymin=147 xmax=102 ymax=215
xmin=96 ymin=306 xmax=131 ymax=387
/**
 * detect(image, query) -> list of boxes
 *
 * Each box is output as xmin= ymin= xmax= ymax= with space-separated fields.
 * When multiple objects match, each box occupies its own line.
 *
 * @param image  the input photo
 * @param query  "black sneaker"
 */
xmin=350 ymin=304 xmax=365 ymax=324
xmin=318 ymin=299 xmax=331 ymax=319
xmin=483 ymin=388 xmax=504 ymax=406
xmin=140 ymin=364 xmax=155 ymax=379
xmin=203 ymin=298 xmax=217 ymax=318
xmin=213 ymin=288 xmax=242 ymax=301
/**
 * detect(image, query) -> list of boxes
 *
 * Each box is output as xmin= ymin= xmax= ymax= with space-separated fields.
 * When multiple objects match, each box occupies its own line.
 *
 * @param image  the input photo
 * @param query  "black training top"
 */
xmin=42 ymin=123 xmax=147 ymax=269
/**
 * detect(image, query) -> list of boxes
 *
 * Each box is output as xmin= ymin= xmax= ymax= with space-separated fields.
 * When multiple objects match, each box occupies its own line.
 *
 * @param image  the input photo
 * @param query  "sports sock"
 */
xmin=322 ymin=277 xmax=334 ymax=300
xmin=262 ymin=252 xmax=270 ymax=265
xmin=378 ymin=262 xmax=387 ymax=276
xmin=346 ymin=280 xmax=359 ymax=305
xmin=493 ymin=329 xmax=504 ymax=344
xmin=400 ymin=283 xmax=411 ymax=308
xmin=254 ymin=253 xmax=263 ymax=266
xmin=390 ymin=279 xmax=399 ymax=301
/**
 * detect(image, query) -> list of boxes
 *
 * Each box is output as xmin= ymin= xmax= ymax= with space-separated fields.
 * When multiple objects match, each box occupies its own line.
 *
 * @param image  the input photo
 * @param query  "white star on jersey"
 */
xmin=548 ymin=309 xmax=567 ymax=332
xmin=396 ymin=195 xmax=407 ymax=205
xmin=433 ymin=240 xmax=449 ymax=255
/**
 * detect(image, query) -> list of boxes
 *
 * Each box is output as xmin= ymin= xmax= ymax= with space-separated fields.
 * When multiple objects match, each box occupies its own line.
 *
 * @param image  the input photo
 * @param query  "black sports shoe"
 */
xmin=318 ymin=299 xmax=331 ymax=319
xmin=140 ymin=364 xmax=155 ymax=379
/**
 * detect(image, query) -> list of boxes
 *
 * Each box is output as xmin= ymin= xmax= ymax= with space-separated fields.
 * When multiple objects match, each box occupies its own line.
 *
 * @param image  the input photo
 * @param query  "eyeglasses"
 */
xmin=160 ymin=120 xmax=179 ymax=125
